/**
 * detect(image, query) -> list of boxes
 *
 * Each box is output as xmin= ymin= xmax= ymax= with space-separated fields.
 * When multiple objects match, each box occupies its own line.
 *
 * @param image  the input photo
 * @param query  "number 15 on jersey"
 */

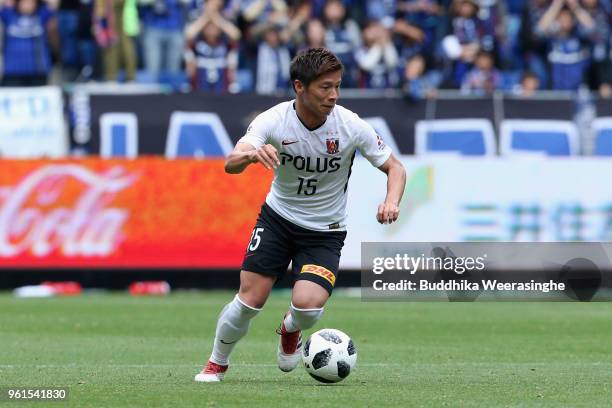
xmin=297 ymin=177 xmax=317 ymax=195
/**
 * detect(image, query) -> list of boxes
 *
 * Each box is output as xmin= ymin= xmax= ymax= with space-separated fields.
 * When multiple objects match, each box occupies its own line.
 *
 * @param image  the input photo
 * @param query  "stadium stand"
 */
xmin=2 ymin=0 xmax=612 ymax=96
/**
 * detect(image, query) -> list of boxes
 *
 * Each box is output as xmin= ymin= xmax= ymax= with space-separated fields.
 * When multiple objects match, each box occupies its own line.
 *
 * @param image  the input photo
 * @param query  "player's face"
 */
xmin=303 ymin=70 xmax=342 ymax=118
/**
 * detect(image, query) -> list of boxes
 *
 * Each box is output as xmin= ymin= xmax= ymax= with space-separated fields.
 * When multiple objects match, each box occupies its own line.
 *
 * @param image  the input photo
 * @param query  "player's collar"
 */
xmin=293 ymin=101 xmax=327 ymax=132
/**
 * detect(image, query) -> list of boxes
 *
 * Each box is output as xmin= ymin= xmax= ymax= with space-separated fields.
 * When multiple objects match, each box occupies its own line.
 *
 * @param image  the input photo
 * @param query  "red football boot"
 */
xmin=276 ymin=319 xmax=302 ymax=372
xmin=194 ymin=360 xmax=228 ymax=382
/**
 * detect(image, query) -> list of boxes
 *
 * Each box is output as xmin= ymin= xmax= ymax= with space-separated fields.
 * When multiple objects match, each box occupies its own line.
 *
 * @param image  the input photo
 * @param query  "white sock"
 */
xmin=283 ymin=303 xmax=324 ymax=333
xmin=209 ymin=294 xmax=261 ymax=366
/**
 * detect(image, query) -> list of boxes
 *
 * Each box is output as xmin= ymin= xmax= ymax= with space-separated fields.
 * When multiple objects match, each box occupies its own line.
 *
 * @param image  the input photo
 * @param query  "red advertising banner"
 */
xmin=0 ymin=159 xmax=272 ymax=268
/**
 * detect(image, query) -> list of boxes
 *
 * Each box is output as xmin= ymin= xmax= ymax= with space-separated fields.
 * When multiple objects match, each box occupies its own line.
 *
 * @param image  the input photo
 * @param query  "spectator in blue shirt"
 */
xmin=302 ymin=18 xmax=326 ymax=49
xmin=355 ymin=20 xmax=400 ymax=88
xmin=451 ymin=0 xmax=482 ymax=48
xmin=446 ymin=0 xmax=484 ymax=85
xmin=254 ymin=22 xmax=291 ymax=94
xmin=1 ymin=0 xmax=58 ymax=86
xmin=537 ymin=0 xmax=594 ymax=90
xmin=184 ymin=2 xmax=241 ymax=92
xmin=512 ymin=70 xmax=541 ymax=97
xmin=395 ymin=0 xmax=442 ymax=62
xmin=401 ymin=53 xmax=442 ymax=99
xmin=140 ymin=0 xmax=190 ymax=79
xmin=323 ymin=0 xmax=361 ymax=87
xmin=460 ymin=49 xmax=500 ymax=94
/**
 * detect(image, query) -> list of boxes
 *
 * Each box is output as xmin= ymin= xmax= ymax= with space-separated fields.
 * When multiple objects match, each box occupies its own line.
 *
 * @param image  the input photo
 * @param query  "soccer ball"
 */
xmin=302 ymin=328 xmax=357 ymax=383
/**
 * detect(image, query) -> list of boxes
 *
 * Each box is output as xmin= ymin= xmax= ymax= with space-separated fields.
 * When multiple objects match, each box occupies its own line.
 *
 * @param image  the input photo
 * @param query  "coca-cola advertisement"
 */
xmin=0 ymin=159 xmax=271 ymax=268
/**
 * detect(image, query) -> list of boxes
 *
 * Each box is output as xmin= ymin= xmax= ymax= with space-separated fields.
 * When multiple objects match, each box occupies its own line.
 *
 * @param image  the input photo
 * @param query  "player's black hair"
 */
xmin=290 ymin=48 xmax=344 ymax=92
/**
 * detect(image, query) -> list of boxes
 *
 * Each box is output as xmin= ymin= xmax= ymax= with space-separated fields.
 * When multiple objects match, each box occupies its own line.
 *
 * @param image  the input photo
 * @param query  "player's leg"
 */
xmin=212 ymin=270 xmax=275 ymax=362
xmin=277 ymin=230 xmax=346 ymax=372
xmin=286 ymin=279 xmax=329 ymax=327
xmin=196 ymin=203 xmax=292 ymax=382
xmin=195 ymin=270 xmax=275 ymax=382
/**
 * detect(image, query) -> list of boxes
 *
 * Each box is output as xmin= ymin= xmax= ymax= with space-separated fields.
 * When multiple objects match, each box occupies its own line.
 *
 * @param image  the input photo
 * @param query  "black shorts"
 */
xmin=241 ymin=203 xmax=347 ymax=295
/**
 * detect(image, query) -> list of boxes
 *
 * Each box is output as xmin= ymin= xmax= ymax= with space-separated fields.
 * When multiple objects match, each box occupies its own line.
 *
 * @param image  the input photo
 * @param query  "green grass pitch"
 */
xmin=1 ymin=291 xmax=611 ymax=407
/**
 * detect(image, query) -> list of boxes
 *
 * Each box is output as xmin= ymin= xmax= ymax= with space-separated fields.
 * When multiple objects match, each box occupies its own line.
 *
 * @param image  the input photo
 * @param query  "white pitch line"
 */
xmin=2 ymin=362 xmax=608 ymax=369
xmin=0 ymin=363 xmax=399 ymax=369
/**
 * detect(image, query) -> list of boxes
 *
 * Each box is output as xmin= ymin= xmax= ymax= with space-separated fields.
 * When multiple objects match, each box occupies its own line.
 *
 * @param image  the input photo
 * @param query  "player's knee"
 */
xmin=291 ymin=294 xmax=326 ymax=310
xmin=238 ymin=285 xmax=270 ymax=309
xmin=231 ymin=294 xmax=262 ymax=320
xmin=239 ymin=271 xmax=274 ymax=308
xmin=237 ymin=293 xmax=266 ymax=309
xmin=289 ymin=303 xmax=324 ymax=331
xmin=292 ymin=280 xmax=329 ymax=309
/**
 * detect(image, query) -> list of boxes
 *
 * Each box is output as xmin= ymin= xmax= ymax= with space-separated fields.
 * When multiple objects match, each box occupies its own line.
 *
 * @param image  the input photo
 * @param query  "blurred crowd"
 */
xmin=3 ymin=0 xmax=612 ymax=97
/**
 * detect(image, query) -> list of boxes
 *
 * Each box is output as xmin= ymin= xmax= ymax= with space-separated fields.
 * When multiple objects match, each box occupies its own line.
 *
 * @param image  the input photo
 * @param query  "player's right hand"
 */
xmin=249 ymin=144 xmax=280 ymax=170
xmin=376 ymin=202 xmax=400 ymax=224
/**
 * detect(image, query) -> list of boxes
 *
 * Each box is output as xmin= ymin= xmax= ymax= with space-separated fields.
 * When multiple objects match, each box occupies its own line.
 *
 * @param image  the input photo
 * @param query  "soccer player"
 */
xmin=195 ymin=47 xmax=406 ymax=382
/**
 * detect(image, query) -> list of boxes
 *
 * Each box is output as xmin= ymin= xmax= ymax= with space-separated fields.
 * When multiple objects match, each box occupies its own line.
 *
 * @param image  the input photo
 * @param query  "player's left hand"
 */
xmin=376 ymin=202 xmax=400 ymax=224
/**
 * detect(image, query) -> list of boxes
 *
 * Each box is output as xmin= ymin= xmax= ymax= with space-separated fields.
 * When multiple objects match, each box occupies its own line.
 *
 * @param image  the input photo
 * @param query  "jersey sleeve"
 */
xmin=355 ymin=118 xmax=392 ymax=167
xmin=237 ymin=109 xmax=276 ymax=149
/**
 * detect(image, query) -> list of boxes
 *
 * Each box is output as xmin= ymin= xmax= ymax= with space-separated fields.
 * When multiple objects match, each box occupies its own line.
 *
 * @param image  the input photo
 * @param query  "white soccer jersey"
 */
xmin=238 ymin=100 xmax=392 ymax=231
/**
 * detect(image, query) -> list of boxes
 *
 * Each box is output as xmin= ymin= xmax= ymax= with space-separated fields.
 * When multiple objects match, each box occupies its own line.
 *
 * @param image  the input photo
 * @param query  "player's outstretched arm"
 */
xmin=376 ymin=154 xmax=406 ymax=224
xmin=224 ymin=142 xmax=280 ymax=174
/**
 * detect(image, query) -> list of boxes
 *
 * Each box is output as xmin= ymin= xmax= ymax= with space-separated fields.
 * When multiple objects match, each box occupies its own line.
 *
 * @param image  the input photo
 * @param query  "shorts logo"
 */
xmin=301 ymin=264 xmax=336 ymax=287
xmin=326 ymin=138 xmax=340 ymax=154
